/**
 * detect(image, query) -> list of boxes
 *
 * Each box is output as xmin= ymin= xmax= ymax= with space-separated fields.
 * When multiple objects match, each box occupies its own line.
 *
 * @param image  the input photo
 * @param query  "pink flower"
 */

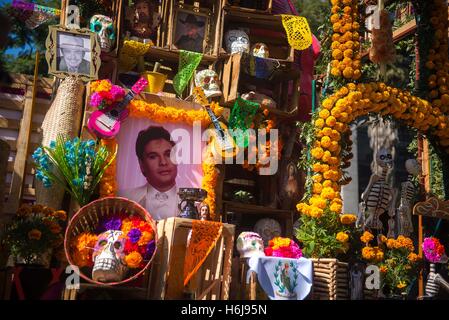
xmin=110 ymin=85 xmax=125 ymax=100
xmin=90 ymin=92 xmax=103 ymax=108
xmin=423 ymin=237 xmax=446 ymax=263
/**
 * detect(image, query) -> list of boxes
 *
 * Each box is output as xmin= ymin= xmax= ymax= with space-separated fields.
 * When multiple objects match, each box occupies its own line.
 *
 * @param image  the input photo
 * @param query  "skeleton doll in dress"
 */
xmin=92 ymin=230 xmax=128 ymax=283
xmin=397 ymin=159 xmax=420 ymax=236
xmin=357 ymin=148 xmax=397 ymax=237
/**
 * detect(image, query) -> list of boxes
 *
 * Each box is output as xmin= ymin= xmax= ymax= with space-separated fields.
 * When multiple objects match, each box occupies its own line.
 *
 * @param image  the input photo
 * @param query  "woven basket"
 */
xmin=64 ymin=197 xmax=158 ymax=286
xmin=310 ymin=258 xmax=349 ymax=300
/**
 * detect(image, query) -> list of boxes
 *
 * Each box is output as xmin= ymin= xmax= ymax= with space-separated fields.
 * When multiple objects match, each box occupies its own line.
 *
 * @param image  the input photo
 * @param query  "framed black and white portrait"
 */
xmin=45 ymin=25 xmax=101 ymax=81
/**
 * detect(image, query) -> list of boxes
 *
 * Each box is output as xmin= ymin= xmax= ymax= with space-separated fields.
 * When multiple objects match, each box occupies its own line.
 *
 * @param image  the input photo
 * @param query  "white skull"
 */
xmin=225 ymin=29 xmax=250 ymax=54
xmin=254 ymin=218 xmax=282 ymax=246
xmin=195 ymin=69 xmax=222 ymax=98
xmin=236 ymin=232 xmax=265 ymax=258
xmin=405 ymin=159 xmax=420 ymax=176
xmin=251 ymin=43 xmax=269 ymax=58
xmin=90 ymin=15 xmax=115 ymax=53
xmin=376 ymin=148 xmax=393 ymax=168
xmin=92 ymin=230 xmax=128 ymax=283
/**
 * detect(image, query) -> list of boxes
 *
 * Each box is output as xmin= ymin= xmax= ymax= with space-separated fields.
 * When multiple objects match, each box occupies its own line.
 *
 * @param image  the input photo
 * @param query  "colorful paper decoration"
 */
xmin=280 ymin=15 xmax=312 ymax=51
xmin=173 ymin=50 xmax=203 ymax=97
xmin=228 ymin=97 xmax=259 ymax=148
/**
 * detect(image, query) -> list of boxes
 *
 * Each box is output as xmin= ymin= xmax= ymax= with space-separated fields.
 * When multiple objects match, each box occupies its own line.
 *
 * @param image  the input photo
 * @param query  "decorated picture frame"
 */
xmin=45 ymin=25 xmax=102 ymax=81
xmin=171 ymin=6 xmax=211 ymax=54
xmin=97 ymin=95 xmax=220 ymax=221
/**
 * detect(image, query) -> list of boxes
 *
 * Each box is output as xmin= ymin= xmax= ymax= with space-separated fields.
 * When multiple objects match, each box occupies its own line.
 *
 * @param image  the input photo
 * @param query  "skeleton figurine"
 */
xmin=90 ymin=15 xmax=116 ymax=53
xmin=424 ymin=263 xmax=449 ymax=298
xmin=92 ymin=230 xmax=128 ymax=283
xmin=225 ymin=29 xmax=250 ymax=54
xmin=357 ymin=148 xmax=397 ymax=237
xmin=397 ymin=159 xmax=420 ymax=236
xmin=195 ymin=69 xmax=222 ymax=98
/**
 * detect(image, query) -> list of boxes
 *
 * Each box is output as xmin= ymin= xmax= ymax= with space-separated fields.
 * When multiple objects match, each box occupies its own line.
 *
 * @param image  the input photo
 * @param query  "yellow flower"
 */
xmin=311 ymin=147 xmax=324 ymax=159
xmin=360 ymin=231 xmax=374 ymax=243
xmin=53 ymin=210 xmax=67 ymax=221
xmin=340 ymin=214 xmax=357 ymax=225
xmin=379 ymin=235 xmax=387 ymax=243
xmin=397 ymin=281 xmax=407 ymax=289
xmin=321 ymin=136 xmax=331 ymax=148
xmin=336 ymin=232 xmax=349 ymax=243
xmin=315 ymin=118 xmax=325 ymax=128
xmin=321 ymin=187 xmax=336 ymax=200
xmin=28 ymin=229 xmax=42 ymax=240
xmin=330 ymin=202 xmax=342 ymax=214
xmin=32 ymin=204 xmax=45 ymax=213
xmin=17 ymin=204 xmax=32 ymax=217
xmin=49 ymin=222 xmax=62 ymax=234
xmin=408 ymin=253 xmax=419 ymax=262
xmin=319 ymin=109 xmax=330 ymax=119
xmin=138 ymin=231 xmax=154 ymax=246
xmin=379 ymin=265 xmax=388 ymax=273
xmin=362 ymin=246 xmax=375 ymax=260
xmin=125 ymin=251 xmax=143 ymax=268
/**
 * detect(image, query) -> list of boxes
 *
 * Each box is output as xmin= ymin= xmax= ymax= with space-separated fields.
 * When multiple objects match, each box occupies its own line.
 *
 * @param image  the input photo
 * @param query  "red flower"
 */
xmin=264 ymin=247 xmax=273 ymax=256
xmin=125 ymin=239 xmax=138 ymax=253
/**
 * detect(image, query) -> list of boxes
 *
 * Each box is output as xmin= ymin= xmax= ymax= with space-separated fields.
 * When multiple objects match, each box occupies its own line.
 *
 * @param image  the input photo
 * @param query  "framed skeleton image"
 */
xmin=45 ymin=25 xmax=102 ymax=81
xmin=171 ymin=7 xmax=211 ymax=54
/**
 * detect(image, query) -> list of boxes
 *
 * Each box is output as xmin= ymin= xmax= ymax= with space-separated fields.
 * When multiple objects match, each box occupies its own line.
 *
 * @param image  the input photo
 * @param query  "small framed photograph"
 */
xmin=171 ymin=8 xmax=210 ymax=54
xmin=45 ymin=25 xmax=101 ymax=81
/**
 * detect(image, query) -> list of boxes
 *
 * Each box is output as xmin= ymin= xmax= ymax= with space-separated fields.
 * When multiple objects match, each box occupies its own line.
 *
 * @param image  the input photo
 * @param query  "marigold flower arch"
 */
xmin=296 ymin=82 xmax=449 ymax=219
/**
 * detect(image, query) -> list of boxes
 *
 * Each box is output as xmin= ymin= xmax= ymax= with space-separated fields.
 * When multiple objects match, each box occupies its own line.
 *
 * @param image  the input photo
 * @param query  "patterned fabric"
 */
xmin=183 ymin=220 xmax=223 ymax=286
xmin=280 ymin=15 xmax=312 ymax=51
xmin=173 ymin=50 xmax=203 ymax=97
xmin=247 ymin=256 xmax=313 ymax=300
xmin=228 ymin=97 xmax=259 ymax=148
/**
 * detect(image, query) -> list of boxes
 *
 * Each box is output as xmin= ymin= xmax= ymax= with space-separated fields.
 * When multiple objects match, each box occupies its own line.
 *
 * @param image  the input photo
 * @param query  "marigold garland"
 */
xmin=99 ymin=100 xmax=223 ymax=220
xmin=425 ymin=0 xmax=449 ymax=113
xmin=330 ymin=0 xmax=361 ymax=80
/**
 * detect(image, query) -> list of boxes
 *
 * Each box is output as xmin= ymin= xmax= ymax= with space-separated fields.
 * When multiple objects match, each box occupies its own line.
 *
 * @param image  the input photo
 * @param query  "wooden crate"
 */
xmin=222 ymin=9 xmax=294 ymax=61
xmin=165 ymin=0 xmax=225 ymax=58
xmin=0 ymin=74 xmax=54 ymax=215
xmin=224 ymin=0 xmax=273 ymax=14
xmin=221 ymin=53 xmax=300 ymax=115
xmin=310 ymin=258 xmax=349 ymax=300
xmin=229 ymin=257 xmax=268 ymax=300
xmin=147 ymin=217 xmax=235 ymax=300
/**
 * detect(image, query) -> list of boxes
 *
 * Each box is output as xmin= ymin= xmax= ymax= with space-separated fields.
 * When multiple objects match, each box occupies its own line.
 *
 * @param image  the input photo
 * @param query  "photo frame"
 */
xmin=171 ymin=7 xmax=211 ymax=54
xmin=98 ymin=97 xmax=219 ymax=221
xmin=45 ymin=25 xmax=102 ymax=81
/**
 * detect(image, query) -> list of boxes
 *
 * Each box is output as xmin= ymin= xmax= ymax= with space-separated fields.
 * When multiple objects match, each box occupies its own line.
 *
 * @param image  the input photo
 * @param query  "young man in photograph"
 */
xmin=120 ymin=126 xmax=179 ymax=220
xmin=57 ymin=35 xmax=90 ymax=74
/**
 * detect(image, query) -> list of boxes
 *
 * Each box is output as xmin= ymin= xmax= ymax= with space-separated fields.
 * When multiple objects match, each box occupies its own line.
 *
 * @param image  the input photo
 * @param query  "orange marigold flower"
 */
xmin=360 ymin=231 xmax=374 ymax=243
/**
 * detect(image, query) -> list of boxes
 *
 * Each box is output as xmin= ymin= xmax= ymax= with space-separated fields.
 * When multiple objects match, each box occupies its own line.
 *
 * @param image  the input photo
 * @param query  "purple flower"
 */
xmin=144 ymin=240 xmax=155 ymax=260
xmin=128 ymin=228 xmax=142 ymax=244
xmin=102 ymin=217 xmax=122 ymax=232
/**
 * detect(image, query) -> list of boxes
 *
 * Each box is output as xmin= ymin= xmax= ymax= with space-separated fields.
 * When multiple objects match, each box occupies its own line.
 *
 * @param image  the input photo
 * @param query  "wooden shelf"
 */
xmin=145 ymin=46 xmax=220 ymax=65
xmin=223 ymin=200 xmax=293 ymax=215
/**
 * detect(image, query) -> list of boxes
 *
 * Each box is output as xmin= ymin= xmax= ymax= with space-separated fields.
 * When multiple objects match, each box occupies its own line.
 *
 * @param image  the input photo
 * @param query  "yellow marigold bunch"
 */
xmin=330 ymin=0 xmax=361 ymax=80
xmin=360 ymin=231 xmax=374 ymax=243
xmin=336 ymin=231 xmax=349 ymax=243
xmin=362 ymin=246 xmax=384 ymax=262
xmin=340 ymin=213 xmax=356 ymax=225
xmin=408 ymin=252 xmax=420 ymax=263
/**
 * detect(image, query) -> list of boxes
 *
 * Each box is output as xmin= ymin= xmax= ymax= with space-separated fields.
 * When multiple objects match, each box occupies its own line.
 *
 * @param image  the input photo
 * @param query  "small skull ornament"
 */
xmin=405 ymin=159 xmax=420 ymax=176
xmin=236 ymin=232 xmax=265 ymax=258
xmin=254 ymin=218 xmax=282 ymax=246
xmin=376 ymin=148 xmax=393 ymax=168
xmin=251 ymin=43 xmax=269 ymax=58
xmin=90 ymin=15 xmax=116 ymax=53
xmin=195 ymin=69 xmax=222 ymax=98
xmin=92 ymin=230 xmax=128 ymax=283
xmin=225 ymin=29 xmax=250 ymax=54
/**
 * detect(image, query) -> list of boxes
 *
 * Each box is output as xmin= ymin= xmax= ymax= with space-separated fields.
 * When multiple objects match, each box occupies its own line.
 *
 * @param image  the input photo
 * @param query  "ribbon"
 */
xmin=280 ymin=15 xmax=312 ymax=51
xmin=183 ymin=220 xmax=223 ymax=286
xmin=173 ymin=50 xmax=203 ymax=97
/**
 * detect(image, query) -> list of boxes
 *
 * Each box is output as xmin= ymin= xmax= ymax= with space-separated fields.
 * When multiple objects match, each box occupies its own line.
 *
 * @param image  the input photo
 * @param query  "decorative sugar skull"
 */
xmin=90 ymin=15 xmax=116 ymax=53
xmin=405 ymin=159 xmax=420 ymax=176
xmin=376 ymin=148 xmax=393 ymax=168
xmin=195 ymin=69 xmax=222 ymax=98
xmin=236 ymin=232 xmax=265 ymax=258
xmin=251 ymin=43 xmax=269 ymax=58
xmin=225 ymin=29 xmax=250 ymax=54
xmin=92 ymin=230 xmax=128 ymax=283
xmin=254 ymin=218 xmax=282 ymax=246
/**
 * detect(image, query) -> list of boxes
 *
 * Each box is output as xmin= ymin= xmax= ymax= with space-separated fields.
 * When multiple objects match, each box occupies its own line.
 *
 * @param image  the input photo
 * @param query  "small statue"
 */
xmin=357 ymin=148 xmax=397 ymax=237
xmin=349 ymin=263 xmax=365 ymax=300
xmin=198 ymin=202 xmax=210 ymax=221
xmin=397 ymin=159 xmax=419 ymax=237
xmin=251 ymin=43 xmax=269 ymax=58
xmin=195 ymin=69 xmax=222 ymax=98
xmin=424 ymin=263 xmax=449 ymax=298
xmin=126 ymin=0 xmax=161 ymax=41
xmin=90 ymin=15 xmax=116 ymax=53
xmin=225 ymin=29 xmax=250 ymax=54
